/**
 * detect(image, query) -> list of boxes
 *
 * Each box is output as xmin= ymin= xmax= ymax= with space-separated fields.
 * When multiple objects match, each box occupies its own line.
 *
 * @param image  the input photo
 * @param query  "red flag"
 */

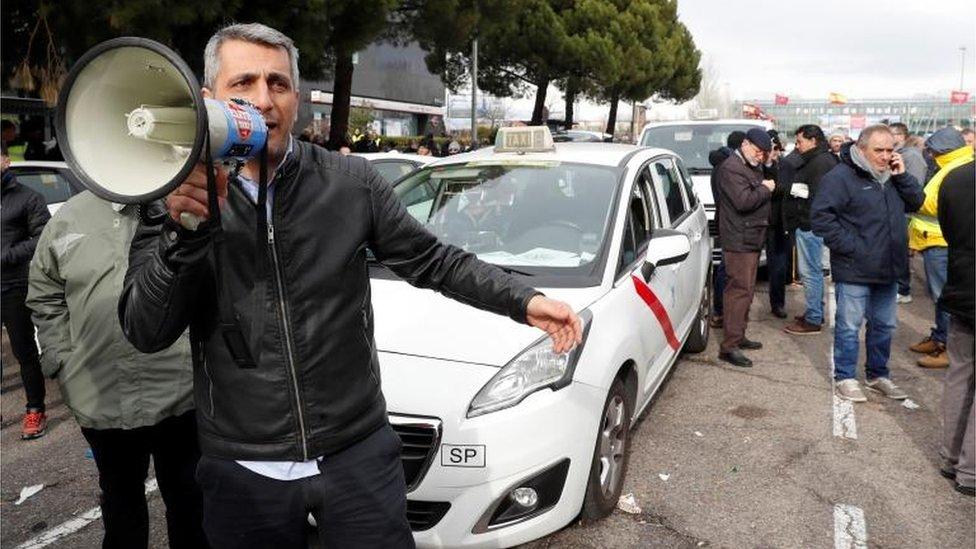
xmin=774 ymin=94 xmax=789 ymax=105
xmin=950 ymin=90 xmax=969 ymax=104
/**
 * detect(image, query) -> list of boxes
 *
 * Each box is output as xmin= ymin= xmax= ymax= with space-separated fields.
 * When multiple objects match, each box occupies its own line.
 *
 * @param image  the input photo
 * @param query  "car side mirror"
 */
xmin=641 ymin=229 xmax=691 ymax=280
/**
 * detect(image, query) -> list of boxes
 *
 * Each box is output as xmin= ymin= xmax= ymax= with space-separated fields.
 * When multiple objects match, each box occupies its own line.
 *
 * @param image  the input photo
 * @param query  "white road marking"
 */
xmin=833 ymin=395 xmax=858 ymax=439
xmin=833 ymin=504 xmax=868 ymax=549
xmin=15 ymin=479 xmax=158 ymax=549
xmin=827 ymin=283 xmax=836 ymax=328
xmin=830 ymin=344 xmax=857 ymax=439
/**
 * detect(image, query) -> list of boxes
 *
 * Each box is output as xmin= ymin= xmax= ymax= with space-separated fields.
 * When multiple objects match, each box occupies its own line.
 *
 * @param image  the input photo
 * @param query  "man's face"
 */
xmin=891 ymin=127 xmax=907 ymax=147
xmin=964 ymin=131 xmax=975 ymax=149
xmin=795 ymin=133 xmax=817 ymax=153
xmin=740 ymin=140 xmax=764 ymax=164
xmin=859 ymin=132 xmax=895 ymax=172
xmin=205 ymin=39 xmax=298 ymax=161
xmin=829 ymin=136 xmax=844 ymax=152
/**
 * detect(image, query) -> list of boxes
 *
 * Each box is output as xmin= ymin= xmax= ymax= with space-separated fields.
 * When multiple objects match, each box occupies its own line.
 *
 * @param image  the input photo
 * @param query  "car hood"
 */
xmin=371 ymin=278 xmax=605 ymax=367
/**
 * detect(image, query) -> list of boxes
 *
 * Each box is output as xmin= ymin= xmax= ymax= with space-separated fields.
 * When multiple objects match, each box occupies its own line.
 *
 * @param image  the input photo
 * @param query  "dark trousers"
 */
xmin=765 ymin=227 xmax=790 ymax=310
xmin=721 ymin=250 xmax=760 ymax=353
xmin=1 ymin=286 xmax=46 ymax=411
xmin=196 ymin=423 xmax=414 ymax=549
xmin=712 ymin=260 xmax=726 ymax=316
xmin=81 ymin=410 xmax=208 ymax=549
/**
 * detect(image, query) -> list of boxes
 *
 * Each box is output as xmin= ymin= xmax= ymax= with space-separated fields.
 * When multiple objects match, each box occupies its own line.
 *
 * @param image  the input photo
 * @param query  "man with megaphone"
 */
xmin=110 ymin=23 xmax=582 ymax=548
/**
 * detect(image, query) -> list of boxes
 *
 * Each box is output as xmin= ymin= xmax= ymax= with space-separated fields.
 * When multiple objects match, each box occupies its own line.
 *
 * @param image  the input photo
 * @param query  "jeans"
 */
xmin=922 ymin=246 xmax=950 ymax=343
xmin=0 ymin=286 xmax=46 ymax=411
xmin=765 ymin=227 xmax=790 ymax=310
xmin=712 ymin=259 xmax=726 ymax=316
xmin=833 ymin=282 xmax=898 ymax=381
xmin=196 ymin=424 xmax=413 ymax=549
xmin=795 ymin=229 xmax=825 ymax=326
xmin=80 ymin=411 xmax=207 ymax=549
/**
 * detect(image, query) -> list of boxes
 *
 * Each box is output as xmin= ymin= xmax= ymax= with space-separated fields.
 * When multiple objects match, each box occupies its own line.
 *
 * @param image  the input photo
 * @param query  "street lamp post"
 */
xmin=960 ymin=46 xmax=967 ymax=90
xmin=471 ymin=38 xmax=478 ymax=149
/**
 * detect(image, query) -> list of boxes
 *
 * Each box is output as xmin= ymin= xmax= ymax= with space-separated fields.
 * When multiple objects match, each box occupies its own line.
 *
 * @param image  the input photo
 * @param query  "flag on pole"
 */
xmin=828 ymin=92 xmax=847 ymax=105
xmin=774 ymin=94 xmax=789 ymax=105
xmin=950 ymin=90 xmax=969 ymax=104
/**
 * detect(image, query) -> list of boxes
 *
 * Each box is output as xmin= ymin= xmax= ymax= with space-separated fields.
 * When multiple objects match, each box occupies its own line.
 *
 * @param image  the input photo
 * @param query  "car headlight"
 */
xmin=467 ymin=310 xmax=592 ymax=418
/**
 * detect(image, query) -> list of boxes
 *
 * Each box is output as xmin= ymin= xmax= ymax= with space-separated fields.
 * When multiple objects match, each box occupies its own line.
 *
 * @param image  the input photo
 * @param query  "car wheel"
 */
xmin=581 ymin=378 xmax=631 ymax=520
xmin=683 ymin=270 xmax=711 ymax=353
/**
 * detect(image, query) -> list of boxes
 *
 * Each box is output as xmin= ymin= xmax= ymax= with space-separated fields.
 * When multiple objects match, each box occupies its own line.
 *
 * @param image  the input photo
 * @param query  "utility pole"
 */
xmin=960 ymin=46 xmax=967 ymax=90
xmin=471 ymin=38 xmax=478 ymax=149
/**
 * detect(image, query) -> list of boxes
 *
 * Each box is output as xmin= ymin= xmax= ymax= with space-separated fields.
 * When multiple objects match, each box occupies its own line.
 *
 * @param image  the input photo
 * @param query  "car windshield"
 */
xmin=641 ymin=124 xmax=760 ymax=171
xmin=372 ymin=160 xmax=418 ymax=183
xmin=11 ymin=168 xmax=75 ymax=205
xmin=392 ymin=161 xmax=620 ymax=278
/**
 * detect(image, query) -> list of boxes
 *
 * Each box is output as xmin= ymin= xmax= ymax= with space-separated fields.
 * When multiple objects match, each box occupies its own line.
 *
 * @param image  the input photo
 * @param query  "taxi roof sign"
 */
xmin=494 ymin=126 xmax=555 ymax=153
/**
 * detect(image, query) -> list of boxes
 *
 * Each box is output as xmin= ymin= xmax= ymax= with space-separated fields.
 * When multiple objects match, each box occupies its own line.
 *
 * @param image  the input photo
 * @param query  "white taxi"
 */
xmin=371 ymin=127 xmax=712 ymax=548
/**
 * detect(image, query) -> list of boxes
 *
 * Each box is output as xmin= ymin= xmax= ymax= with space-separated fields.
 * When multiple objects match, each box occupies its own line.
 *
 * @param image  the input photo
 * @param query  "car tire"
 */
xmin=581 ymin=377 xmax=631 ymax=521
xmin=683 ymin=270 xmax=711 ymax=353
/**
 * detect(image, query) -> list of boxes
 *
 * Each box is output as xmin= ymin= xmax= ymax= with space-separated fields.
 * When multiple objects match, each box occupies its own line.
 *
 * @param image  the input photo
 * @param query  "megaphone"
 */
xmin=56 ymin=37 xmax=267 ymax=205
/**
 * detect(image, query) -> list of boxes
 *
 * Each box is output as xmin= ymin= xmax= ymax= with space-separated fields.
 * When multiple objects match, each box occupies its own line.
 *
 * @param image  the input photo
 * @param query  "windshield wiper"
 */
xmin=687 ymin=167 xmax=711 ymax=175
xmin=496 ymin=265 xmax=534 ymax=276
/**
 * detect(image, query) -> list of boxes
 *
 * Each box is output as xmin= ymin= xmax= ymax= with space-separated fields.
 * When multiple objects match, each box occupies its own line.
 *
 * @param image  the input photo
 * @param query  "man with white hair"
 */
xmin=812 ymin=125 xmax=925 ymax=403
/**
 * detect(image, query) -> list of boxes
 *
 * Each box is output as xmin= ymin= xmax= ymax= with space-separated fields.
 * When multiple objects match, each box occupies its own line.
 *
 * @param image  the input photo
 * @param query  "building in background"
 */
xmin=300 ymin=41 xmax=446 ymax=138
xmin=737 ymin=95 xmax=975 ymax=137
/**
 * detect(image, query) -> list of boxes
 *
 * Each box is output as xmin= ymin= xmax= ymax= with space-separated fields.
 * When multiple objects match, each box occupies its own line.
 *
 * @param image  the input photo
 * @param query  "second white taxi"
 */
xmin=372 ymin=126 xmax=712 ymax=548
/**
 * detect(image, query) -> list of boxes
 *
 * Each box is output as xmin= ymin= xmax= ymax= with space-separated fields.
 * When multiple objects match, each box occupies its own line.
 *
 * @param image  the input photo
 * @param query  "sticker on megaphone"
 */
xmin=125 ymin=98 xmax=267 ymax=161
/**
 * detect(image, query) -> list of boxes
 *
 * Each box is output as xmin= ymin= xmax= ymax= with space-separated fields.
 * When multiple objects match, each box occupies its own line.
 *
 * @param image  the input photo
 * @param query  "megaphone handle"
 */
xmin=179 ymin=212 xmax=203 ymax=231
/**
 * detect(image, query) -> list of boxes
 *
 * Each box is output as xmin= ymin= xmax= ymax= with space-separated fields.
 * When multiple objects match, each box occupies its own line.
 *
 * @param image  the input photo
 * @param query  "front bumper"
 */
xmin=379 ymin=352 xmax=607 ymax=548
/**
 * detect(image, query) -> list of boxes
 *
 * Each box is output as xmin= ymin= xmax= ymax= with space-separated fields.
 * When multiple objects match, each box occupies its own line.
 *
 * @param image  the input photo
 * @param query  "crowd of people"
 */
xmin=0 ymin=21 xmax=974 ymax=549
xmin=298 ymin=126 xmax=474 ymax=158
xmin=708 ymin=122 xmax=975 ymax=496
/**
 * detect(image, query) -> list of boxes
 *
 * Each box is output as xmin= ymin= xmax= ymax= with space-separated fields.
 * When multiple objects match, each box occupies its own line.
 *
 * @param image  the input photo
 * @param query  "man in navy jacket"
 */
xmin=811 ymin=125 xmax=925 ymax=403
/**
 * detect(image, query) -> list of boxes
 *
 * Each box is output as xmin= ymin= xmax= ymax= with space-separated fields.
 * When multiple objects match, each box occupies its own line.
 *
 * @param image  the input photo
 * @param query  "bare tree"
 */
xmin=478 ymin=96 xmax=511 ymax=130
xmin=689 ymin=57 xmax=728 ymax=118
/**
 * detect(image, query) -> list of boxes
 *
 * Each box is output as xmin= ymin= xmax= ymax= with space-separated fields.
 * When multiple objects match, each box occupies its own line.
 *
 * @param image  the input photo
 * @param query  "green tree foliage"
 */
xmin=3 ymin=0 xmax=399 ymax=149
xmin=585 ymin=0 xmax=701 ymax=137
xmin=410 ymin=0 xmax=571 ymax=124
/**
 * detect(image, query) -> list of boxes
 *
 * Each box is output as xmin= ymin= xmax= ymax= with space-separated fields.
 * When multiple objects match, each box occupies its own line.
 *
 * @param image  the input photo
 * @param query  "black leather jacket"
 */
xmin=120 ymin=142 xmax=539 ymax=461
xmin=1 ymin=172 xmax=50 ymax=293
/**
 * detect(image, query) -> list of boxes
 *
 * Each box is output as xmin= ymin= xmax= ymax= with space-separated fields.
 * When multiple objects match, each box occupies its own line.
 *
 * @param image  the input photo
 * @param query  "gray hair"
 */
xmin=203 ymin=23 xmax=300 ymax=91
xmin=856 ymin=125 xmax=893 ymax=148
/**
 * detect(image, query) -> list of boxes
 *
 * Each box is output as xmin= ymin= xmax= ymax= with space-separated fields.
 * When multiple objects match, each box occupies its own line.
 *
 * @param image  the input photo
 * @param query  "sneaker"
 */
xmin=864 ymin=377 xmax=908 ymax=400
xmin=784 ymin=318 xmax=822 ymax=335
xmin=910 ymin=336 xmax=942 ymax=354
xmin=22 ymin=410 xmax=47 ymax=440
xmin=896 ymin=294 xmax=913 ymax=304
xmin=918 ymin=349 xmax=949 ymax=369
xmin=738 ymin=338 xmax=763 ymax=350
xmin=835 ymin=379 xmax=867 ymax=402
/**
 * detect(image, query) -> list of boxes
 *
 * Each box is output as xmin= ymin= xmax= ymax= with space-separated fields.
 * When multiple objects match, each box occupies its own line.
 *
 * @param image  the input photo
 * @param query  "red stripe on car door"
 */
xmin=631 ymin=275 xmax=681 ymax=351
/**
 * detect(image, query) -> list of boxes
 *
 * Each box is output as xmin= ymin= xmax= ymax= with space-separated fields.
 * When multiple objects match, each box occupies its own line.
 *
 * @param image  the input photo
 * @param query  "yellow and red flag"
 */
xmin=828 ymin=92 xmax=847 ymax=105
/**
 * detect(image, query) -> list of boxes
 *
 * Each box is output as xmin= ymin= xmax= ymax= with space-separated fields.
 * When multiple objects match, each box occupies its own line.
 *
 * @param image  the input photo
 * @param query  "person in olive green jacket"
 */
xmin=27 ymin=192 xmax=208 ymax=549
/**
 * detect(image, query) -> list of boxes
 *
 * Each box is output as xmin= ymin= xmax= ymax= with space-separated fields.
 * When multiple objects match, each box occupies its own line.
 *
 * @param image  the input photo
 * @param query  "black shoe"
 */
xmin=719 ymin=350 xmax=753 ymax=367
xmin=955 ymin=483 xmax=975 ymax=497
xmin=738 ymin=338 xmax=763 ymax=350
xmin=771 ymin=307 xmax=787 ymax=319
xmin=940 ymin=468 xmax=955 ymax=480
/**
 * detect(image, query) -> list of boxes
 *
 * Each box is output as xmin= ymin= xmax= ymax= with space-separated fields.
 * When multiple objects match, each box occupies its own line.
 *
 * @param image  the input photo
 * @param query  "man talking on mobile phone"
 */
xmin=119 ymin=22 xmax=582 ymax=549
xmin=811 ymin=125 xmax=925 ymax=404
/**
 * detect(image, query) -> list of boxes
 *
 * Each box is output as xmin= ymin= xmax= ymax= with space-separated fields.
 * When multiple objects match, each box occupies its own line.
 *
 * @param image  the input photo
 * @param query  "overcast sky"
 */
xmin=485 ymin=0 xmax=976 ymax=122
xmin=677 ymin=0 xmax=976 ymax=101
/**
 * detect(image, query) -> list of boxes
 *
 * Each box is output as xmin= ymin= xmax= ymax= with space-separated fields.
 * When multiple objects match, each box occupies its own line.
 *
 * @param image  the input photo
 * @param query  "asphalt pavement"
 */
xmin=2 ymin=257 xmax=973 ymax=548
